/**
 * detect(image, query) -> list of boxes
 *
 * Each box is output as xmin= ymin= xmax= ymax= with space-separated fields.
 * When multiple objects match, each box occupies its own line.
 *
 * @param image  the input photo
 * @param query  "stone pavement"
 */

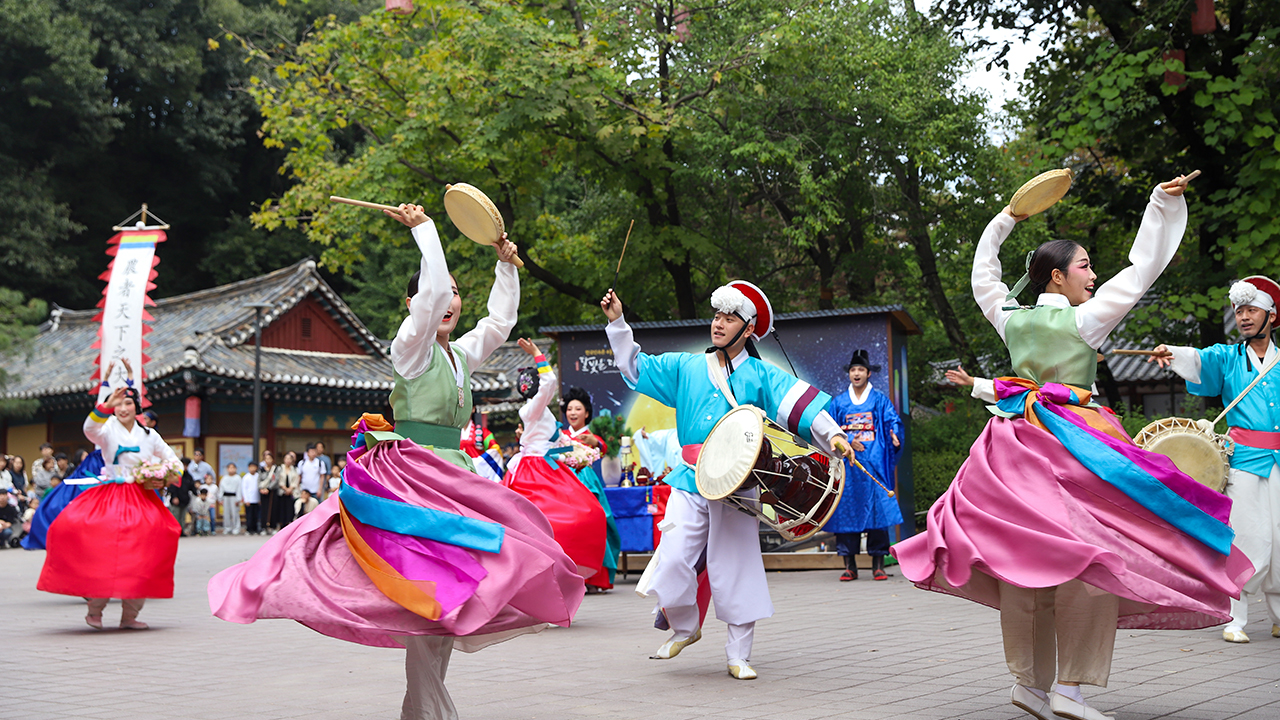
xmin=6 ymin=535 xmax=1280 ymax=720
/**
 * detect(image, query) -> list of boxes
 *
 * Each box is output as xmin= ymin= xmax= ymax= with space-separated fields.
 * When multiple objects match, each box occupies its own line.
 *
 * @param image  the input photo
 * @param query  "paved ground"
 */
xmin=6 ymin=535 xmax=1280 ymax=720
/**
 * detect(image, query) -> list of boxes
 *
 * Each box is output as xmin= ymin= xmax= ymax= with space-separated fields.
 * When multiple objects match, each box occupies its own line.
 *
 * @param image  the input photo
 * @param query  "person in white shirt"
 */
xmin=188 ymin=490 xmax=211 ymax=535
xmin=298 ymin=445 xmax=323 ymax=498
xmin=239 ymin=462 xmax=261 ymax=535
xmin=218 ymin=464 xmax=242 ymax=535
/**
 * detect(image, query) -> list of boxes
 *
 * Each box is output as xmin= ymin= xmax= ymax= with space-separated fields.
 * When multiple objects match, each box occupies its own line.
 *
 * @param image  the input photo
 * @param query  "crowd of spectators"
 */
xmin=163 ymin=443 xmax=345 ymax=537
xmin=1 ymin=443 xmax=91 ymax=548
xmin=0 ymin=440 xmax=345 ymax=547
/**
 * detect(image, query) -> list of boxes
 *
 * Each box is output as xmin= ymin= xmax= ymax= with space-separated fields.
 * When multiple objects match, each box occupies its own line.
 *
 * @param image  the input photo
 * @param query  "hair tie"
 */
xmin=1002 ymin=249 xmax=1036 ymax=311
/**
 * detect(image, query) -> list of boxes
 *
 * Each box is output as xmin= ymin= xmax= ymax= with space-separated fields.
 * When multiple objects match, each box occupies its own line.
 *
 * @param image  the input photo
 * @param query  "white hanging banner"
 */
xmin=94 ymin=229 xmax=164 ymax=405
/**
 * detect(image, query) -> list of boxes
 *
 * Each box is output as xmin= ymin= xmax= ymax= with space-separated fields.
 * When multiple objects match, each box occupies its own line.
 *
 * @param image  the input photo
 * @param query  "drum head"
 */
xmin=443 ymin=183 xmax=505 ymax=246
xmin=696 ymin=406 xmax=765 ymax=500
xmin=1009 ymin=169 xmax=1073 ymax=217
xmin=1134 ymin=418 xmax=1230 ymax=493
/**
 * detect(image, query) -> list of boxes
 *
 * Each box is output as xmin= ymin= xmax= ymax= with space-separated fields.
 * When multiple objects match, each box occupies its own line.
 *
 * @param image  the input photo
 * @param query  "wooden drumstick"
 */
xmin=329 ymin=195 xmax=401 ymax=212
xmin=852 ymin=457 xmax=895 ymax=498
xmin=609 ymin=219 xmax=635 ymax=292
xmin=1111 ymin=349 xmax=1173 ymax=357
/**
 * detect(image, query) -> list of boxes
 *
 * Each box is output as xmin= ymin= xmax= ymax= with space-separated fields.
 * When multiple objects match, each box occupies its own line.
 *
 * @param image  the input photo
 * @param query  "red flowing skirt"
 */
xmin=504 ymin=457 xmax=605 ymax=580
xmin=38 ymin=483 xmax=180 ymax=599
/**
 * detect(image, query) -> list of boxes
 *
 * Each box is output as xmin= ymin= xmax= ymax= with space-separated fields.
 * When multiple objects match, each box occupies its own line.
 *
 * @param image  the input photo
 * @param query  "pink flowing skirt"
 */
xmin=208 ymin=439 xmax=585 ymax=648
xmin=892 ymin=416 xmax=1253 ymax=629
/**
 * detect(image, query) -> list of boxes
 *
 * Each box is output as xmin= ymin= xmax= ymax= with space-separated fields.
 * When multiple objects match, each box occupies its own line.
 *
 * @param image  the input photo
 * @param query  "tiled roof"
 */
xmin=2 ymin=259 xmax=512 ymax=402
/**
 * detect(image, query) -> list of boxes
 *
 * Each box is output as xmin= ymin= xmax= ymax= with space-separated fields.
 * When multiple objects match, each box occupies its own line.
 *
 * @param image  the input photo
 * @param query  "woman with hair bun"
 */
xmin=559 ymin=386 xmax=622 ymax=591
xmin=893 ymin=172 xmax=1252 ymax=720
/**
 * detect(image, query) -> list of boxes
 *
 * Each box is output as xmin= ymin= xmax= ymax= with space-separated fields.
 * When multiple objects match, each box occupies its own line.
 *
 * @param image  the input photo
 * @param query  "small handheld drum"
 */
xmin=1009 ymin=169 xmax=1074 ymax=217
xmin=443 ymin=183 xmax=524 ymax=267
xmin=696 ymin=405 xmax=844 ymax=542
xmin=1133 ymin=417 xmax=1233 ymax=493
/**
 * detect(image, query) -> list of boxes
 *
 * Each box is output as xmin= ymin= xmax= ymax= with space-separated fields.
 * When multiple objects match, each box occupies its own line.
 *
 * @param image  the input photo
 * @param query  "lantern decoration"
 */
xmin=1192 ymin=0 xmax=1216 ymax=35
xmin=386 ymin=0 xmax=413 ymax=14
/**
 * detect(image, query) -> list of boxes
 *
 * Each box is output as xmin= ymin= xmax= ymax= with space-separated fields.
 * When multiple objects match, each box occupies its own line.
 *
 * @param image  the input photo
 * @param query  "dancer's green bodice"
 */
xmin=1004 ymin=305 xmax=1098 ymax=388
xmin=390 ymin=342 xmax=474 ymax=471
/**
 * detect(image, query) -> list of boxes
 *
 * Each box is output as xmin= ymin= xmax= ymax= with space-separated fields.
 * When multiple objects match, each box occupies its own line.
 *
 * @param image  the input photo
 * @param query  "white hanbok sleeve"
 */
xmin=972 ymin=213 xmax=1019 ymax=341
xmin=1165 ymin=345 xmax=1203 ymax=384
xmin=807 ymin=411 xmax=846 ymax=455
xmin=518 ymin=365 xmax=559 ymax=453
xmin=605 ymin=317 xmax=640 ymax=385
xmin=1075 ymin=186 xmax=1187 ymax=348
xmin=391 ymin=221 xmax=454 ymax=380
xmin=970 ymin=377 xmax=998 ymax=404
xmin=454 ymin=261 xmax=520 ymax=368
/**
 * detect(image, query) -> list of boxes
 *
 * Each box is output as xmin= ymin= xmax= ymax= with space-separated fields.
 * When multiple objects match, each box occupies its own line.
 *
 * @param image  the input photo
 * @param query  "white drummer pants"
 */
xmin=401 ymin=635 xmax=457 ymax=720
xmin=647 ymin=488 xmax=773 ymax=661
xmin=1226 ymin=464 xmax=1280 ymax=630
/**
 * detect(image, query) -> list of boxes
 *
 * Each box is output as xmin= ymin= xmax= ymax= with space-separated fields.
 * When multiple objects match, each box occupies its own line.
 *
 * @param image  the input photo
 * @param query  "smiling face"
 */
xmin=565 ymin=400 xmax=589 ymax=430
xmin=1235 ymin=304 xmax=1276 ymax=338
xmin=711 ymin=312 xmax=753 ymax=353
xmin=115 ymin=396 xmax=138 ymax=426
xmin=848 ymin=365 xmax=870 ymax=390
xmin=1049 ymin=246 xmax=1097 ymax=306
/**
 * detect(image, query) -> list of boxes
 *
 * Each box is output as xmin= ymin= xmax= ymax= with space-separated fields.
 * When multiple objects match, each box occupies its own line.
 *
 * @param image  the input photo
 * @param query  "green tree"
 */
xmin=0 ymin=288 xmax=50 ymax=417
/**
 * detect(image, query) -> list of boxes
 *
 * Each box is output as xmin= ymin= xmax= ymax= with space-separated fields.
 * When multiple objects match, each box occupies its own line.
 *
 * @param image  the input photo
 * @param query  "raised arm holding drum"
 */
xmin=600 ymin=283 xmax=852 ymax=682
xmin=1145 ymin=275 xmax=1280 ymax=644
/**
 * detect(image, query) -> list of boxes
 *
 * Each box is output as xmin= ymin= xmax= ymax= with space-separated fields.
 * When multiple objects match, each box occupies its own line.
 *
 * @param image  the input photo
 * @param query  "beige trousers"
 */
xmin=85 ymin=598 xmax=145 ymax=624
xmin=401 ymin=635 xmax=457 ymax=720
xmin=999 ymin=580 xmax=1118 ymax=690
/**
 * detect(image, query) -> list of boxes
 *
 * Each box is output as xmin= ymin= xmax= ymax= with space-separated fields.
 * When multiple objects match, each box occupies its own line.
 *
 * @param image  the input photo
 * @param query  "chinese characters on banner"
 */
xmin=94 ymin=230 xmax=165 ymax=405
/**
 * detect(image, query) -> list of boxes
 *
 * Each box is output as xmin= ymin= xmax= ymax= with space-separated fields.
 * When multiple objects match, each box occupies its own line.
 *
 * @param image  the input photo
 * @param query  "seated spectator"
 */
xmin=294 ymin=489 xmax=318 ymax=518
xmin=0 ymin=492 xmax=22 ymax=548
xmin=22 ymin=495 xmax=38 ymax=535
xmin=54 ymin=452 xmax=70 ymax=479
xmin=189 ymin=489 xmax=212 ymax=536
xmin=8 ymin=455 xmax=26 ymax=494
xmin=32 ymin=444 xmax=56 ymax=498
xmin=0 ymin=456 xmax=12 ymax=492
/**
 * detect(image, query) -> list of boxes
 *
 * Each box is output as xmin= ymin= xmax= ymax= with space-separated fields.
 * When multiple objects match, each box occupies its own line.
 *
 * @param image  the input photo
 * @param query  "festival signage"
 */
xmin=92 ymin=230 xmax=165 ymax=406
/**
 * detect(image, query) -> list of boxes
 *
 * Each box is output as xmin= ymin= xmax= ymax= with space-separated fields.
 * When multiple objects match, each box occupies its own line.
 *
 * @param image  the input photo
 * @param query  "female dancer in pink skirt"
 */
xmin=893 ymin=173 xmax=1252 ymax=720
xmin=209 ymin=204 xmax=585 ymax=720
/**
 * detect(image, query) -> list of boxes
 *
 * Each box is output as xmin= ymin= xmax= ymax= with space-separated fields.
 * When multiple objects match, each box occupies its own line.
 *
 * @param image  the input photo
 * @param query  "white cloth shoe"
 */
xmin=1049 ymin=692 xmax=1108 ymax=720
xmin=1010 ymin=684 xmax=1052 ymax=720
xmin=1223 ymin=626 xmax=1250 ymax=643
xmin=727 ymin=659 xmax=757 ymax=680
xmin=651 ymin=628 xmax=701 ymax=659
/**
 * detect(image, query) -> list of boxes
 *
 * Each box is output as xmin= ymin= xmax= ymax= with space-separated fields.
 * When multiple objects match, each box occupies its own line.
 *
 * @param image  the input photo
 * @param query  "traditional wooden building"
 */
xmin=0 ymin=260 xmax=515 ymax=472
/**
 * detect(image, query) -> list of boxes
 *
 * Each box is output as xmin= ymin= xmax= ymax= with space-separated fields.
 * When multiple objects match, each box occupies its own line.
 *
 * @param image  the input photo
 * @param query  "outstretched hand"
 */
xmin=517 ymin=337 xmax=540 ymax=357
xmin=384 ymin=203 xmax=430 ymax=228
xmin=832 ymin=436 xmax=859 ymax=461
xmin=103 ymin=387 xmax=128 ymax=410
xmin=1160 ymin=170 xmax=1200 ymax=197
xmin=1146 ymin=344 xmax=1175 ymax=368
xmin=945 ymin=364 xmax=975 ymax=387
xmin=600 ymin=290 xmax=623 ymax=321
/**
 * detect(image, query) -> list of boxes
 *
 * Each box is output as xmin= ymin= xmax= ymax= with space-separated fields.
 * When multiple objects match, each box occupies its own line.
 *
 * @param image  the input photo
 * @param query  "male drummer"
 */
xmin=1152 ymin=275 xmax=1280 ymax=643
xmin=601 ymin=282 xmax=855 ymax=680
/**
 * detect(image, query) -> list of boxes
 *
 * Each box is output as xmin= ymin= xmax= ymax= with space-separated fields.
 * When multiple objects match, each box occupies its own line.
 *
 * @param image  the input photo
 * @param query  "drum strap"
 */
xmin=704 ymin=353 xmax=740 ymax=408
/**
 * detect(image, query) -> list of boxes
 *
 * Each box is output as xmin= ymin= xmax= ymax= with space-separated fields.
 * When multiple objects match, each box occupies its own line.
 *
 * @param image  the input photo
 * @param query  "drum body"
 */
xmin=696 ymin=405 xmax=844 ymax=541
xmin=1133 ymin=417 xmax=1233 ymax=493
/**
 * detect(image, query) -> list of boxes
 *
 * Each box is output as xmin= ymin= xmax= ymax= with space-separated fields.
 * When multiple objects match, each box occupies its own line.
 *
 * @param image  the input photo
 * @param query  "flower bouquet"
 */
xmin=128 ymin=458 xmax=185 ymax=486
xmin=558 ymin=439 xmax=602 ymax=470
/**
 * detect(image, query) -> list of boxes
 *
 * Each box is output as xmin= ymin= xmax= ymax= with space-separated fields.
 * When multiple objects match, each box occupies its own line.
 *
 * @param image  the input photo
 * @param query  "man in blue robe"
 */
xmin=822 ymin=349 xmax=903 ymax=581
xmin=602 ymin=281 xmax=854 ymax=681
xmin=1156 ymin=275 xmax=1280 ymax=643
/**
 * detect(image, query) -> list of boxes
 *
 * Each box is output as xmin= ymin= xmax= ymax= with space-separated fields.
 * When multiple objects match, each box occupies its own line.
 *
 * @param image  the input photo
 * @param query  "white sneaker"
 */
xmin=1049 ymin=692 xmax=1108 ymax=720
xmin=1223 ymin=626 xmax=1250 ymax=643
xmin=651 ymin=628 xmax=701 ymax=659
xmin=727 ymin=659 xmax=757 ymax=680
xmin=1010 ymin=684 xmax=1052 ymax=720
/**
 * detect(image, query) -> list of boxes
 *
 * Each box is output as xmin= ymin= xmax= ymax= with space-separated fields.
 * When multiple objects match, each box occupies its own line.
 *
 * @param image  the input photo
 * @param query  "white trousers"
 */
xmin=648 ymin=488 xmax=772 ymax=660
xmin=401 ymin=635 xmax=456 ymax=720
xmin=221 ymin=497 xmax=240 ymax=534
xmin=1226 ymin=464 xmax=1280 ymax=629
